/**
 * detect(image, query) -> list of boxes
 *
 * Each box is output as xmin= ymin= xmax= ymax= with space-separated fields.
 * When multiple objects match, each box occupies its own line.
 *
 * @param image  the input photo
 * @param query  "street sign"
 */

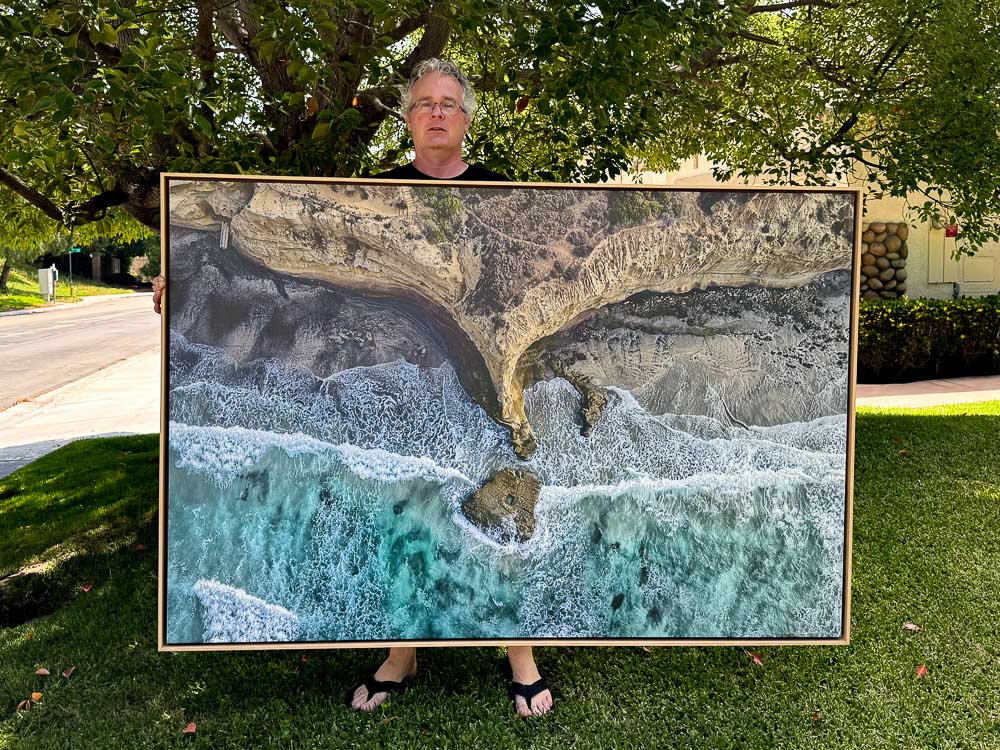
xmin=69 ymin=247 xmax=82 ymax=253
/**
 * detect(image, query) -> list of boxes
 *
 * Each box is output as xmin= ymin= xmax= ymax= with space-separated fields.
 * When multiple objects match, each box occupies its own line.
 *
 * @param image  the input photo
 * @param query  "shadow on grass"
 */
xmin=0 ymin=435 xmax=159 ymax=579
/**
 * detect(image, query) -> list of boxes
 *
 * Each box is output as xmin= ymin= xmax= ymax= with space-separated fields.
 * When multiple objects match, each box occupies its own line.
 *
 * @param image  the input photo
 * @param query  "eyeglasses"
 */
xmin=409 ymin=99 xmax=465 ymax=116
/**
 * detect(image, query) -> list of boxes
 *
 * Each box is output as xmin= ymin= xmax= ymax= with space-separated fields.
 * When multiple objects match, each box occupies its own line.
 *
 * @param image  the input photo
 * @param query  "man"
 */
xmin=354 ymin=59 xmax=552 ymax=717
xmin=373 ymin=58 xmax=507 ymax=182
xmin=153 ymin=58 xmax=553 ymax=718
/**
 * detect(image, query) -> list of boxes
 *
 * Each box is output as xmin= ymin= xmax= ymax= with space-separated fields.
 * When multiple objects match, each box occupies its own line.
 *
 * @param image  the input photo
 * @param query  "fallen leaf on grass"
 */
xmin=135 ymin=544 xmax=146 ymax=551
xmin=24 ymin=632 xmax=33 ymax=640
xmin=81 ymin=584 xmax=93 ymax=593
xmin=182 ymin=722 xmax=197 ymax=734
xmin=902 ymin=621 xmax=921 ymax=632
xmin=748 ymin=652 xmax=764 ymax=667
xmin=34 ymin=668 xmax=50 ymax=676
xmin=810 ymin=711 xmax=821 ymax=722
xmin=62 ymin=666 xmax=76 ymax=679
xmin=899 ymin=450 xmax=909 ymax=455
xmin=17 ymin=700 xmax=31 ymax=711
xmin=916 ymin=665 xmax=928 ymax=679
xmin=640 ymin=646 xmax=653 ymax=654
xmin=300 ymin=655 xmax=310 ymax=663
xmin=31 ymin=692 xmax=42 ymax=701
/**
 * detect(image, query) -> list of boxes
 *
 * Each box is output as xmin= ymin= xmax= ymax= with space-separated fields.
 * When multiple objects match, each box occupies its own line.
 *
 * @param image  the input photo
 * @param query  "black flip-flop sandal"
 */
xmin=508 ymin=678 xmax=551 ymax=715
xmin=346 ymin=674 xmax=408 ymax=708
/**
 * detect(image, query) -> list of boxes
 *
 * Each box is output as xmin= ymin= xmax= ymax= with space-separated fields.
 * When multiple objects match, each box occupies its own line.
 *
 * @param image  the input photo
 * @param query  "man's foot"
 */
xmin=509 ymin=677 xmax=553 ymax=717
xmin=507 ymin=646 xmax=553 ymax=717
xmin=349 ymin=649 xmax=417 ymax=712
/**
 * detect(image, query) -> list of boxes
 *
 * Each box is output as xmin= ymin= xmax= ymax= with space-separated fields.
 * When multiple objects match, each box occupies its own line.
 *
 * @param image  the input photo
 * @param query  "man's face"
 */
xmin=405 ymin=72 xmax=471 ymax=159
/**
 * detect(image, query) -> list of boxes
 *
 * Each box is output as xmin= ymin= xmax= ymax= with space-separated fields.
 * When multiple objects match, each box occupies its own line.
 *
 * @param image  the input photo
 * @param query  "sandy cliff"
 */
xmin=169 ymin=180 xmax=855 ymax=456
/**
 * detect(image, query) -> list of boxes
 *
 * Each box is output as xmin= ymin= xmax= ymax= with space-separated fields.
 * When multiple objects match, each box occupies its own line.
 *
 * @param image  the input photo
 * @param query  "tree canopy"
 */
xmin=0 ymin=0 xmax=997 ymax=250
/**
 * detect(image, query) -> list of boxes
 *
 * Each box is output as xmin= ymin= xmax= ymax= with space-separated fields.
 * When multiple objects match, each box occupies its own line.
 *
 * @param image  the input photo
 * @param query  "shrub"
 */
xmin=858 ymin=295 xmax=1000 ymax=382
xmin=607 ymin=191 xmax=670 ymax=229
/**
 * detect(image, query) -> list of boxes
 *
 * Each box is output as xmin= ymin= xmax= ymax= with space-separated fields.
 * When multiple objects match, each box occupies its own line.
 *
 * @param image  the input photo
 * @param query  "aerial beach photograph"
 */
xmin=162 ymin=179 xmax=858 ymax=646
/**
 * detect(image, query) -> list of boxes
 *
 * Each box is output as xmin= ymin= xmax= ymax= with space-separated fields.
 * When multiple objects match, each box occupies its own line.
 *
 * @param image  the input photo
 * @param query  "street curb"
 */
xmin=0 ymin=291 xmax=152 ymax=318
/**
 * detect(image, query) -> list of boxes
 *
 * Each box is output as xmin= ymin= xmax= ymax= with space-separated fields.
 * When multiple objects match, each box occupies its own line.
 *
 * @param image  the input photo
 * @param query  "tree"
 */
xmin=665 ymin=0 xmax=1000 ymax=253
xmin=0 ymin=0 xmax=996 ymax=250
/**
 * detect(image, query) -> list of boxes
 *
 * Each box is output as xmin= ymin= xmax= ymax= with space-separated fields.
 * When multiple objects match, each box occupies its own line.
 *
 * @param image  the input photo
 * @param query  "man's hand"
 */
xmin=152 ymin=275 xmax=165 ymax=314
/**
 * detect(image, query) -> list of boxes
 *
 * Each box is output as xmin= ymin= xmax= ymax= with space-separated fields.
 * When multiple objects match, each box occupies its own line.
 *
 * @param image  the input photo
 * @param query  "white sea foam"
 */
xmin=193 ymin=579 xmax=301 ymax=643
xmin=170 ymin=333 xmax=509 ymax=482
xmin=170 ymin=422 xmax=474 ymax=488
xmin=171 ymin=334 xmax=846 ymax=493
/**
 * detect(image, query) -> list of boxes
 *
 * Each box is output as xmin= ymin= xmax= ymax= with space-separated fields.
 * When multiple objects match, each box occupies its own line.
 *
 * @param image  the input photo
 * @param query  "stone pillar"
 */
xmin=860 ymin=222 xmax=908 ymax=300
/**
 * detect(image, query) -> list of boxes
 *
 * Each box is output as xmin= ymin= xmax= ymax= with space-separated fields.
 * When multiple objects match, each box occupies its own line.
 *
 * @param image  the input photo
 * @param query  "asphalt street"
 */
xmin=0 ymin=294 xmax=159 ymax=411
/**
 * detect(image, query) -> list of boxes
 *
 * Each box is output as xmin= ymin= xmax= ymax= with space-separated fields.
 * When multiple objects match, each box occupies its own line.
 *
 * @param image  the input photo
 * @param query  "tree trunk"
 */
xmin=0 ymin=255 xmax=11 ymax=293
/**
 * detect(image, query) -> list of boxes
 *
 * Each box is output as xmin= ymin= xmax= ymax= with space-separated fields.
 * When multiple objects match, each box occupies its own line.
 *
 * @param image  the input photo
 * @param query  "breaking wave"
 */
xmin=166 ymin=334 xmax=847 ymax=643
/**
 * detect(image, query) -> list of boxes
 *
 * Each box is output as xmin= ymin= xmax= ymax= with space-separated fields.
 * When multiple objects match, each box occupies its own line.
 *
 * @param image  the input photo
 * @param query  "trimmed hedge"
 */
xmin=858 ymin=295 xmax=1000 ymax=383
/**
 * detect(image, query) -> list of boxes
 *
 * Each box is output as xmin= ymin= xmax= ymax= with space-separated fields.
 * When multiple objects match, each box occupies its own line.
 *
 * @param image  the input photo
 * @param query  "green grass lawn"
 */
xmin=1 ymin=404 xmax=999 ymax=749
xmin=0 ymin=265 xmax=135 ymax=313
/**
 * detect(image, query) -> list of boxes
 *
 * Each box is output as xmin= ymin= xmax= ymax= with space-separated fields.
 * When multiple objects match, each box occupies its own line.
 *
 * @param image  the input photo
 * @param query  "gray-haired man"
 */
xmin=355 ymin=59 xmax=552 ymax=717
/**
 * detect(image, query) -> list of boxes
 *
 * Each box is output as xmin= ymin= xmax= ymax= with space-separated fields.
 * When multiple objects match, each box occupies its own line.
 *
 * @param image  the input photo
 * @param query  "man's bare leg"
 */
xmin=507 ymin=646 xmax=553 ymax=717
xmin=350 ymin=647 xmax=417 ymax=711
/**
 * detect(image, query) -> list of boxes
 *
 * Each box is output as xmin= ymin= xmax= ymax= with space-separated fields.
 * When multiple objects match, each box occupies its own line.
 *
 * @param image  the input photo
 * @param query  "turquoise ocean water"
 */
xmin=166 ymin=334 xmax=846 ymax=643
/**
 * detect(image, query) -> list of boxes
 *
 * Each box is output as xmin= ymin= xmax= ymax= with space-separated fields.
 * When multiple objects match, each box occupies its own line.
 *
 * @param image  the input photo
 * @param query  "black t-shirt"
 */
xmin=372 ymin=162 xmax=511 ymax=182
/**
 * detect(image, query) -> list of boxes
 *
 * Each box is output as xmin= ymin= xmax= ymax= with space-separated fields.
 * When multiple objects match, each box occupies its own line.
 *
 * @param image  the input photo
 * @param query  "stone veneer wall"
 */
xmin=860 ymin=221 xmax=908 ymax=299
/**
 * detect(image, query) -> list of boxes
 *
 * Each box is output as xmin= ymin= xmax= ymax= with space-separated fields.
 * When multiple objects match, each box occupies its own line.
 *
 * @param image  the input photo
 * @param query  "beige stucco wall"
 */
xmin=616 ymin=159 xmax=1000 ymax=299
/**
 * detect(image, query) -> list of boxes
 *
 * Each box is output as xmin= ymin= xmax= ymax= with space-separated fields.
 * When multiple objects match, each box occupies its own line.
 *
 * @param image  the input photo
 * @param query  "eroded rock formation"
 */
xmin=169 ymin=180 xmax=855 ymax=456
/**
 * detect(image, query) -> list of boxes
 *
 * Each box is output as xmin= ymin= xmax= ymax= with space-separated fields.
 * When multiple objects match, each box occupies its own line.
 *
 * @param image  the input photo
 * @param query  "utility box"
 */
xmin=38 ymin=265 xmax=58 ymax=302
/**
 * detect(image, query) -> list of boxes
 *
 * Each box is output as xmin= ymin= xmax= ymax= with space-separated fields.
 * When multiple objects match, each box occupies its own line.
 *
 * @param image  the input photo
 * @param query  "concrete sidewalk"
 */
xmin=0 ymin=347 xmax=160 ymax=478
xmin=856 ymin=375 xmax=1000 ymax=408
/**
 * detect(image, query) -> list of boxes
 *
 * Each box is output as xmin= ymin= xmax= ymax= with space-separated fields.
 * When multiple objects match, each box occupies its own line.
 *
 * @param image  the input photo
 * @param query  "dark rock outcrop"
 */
xmin=461 ymin=468 xmax=541 ymax=543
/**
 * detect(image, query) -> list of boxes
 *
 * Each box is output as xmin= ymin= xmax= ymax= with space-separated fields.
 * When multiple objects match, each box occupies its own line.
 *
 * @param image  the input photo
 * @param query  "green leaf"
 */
xmin=143 ymin=100 xmax=164 ymax=127
xmin=311 ymin=122 xmax=330 ymax=139
xmin=100 ymin=23 xmax=119 ymax=46
xmin=258 ymin=41 xmax=276 ymax=61
xmin=41 ymin=10 xmax=64 ymax=28
xmin=193 ymin=113 xmax=212 ymax=136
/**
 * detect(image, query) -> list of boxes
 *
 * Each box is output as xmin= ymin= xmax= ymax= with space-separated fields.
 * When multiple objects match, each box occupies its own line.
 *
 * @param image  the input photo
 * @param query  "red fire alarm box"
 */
xmin=945 ymin=225 xmax=959 ymax=237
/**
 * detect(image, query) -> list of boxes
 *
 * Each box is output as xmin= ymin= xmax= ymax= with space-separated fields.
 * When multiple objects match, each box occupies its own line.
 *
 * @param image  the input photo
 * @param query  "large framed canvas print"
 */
xmin=158 ymin=175 xmax=860 ymax=650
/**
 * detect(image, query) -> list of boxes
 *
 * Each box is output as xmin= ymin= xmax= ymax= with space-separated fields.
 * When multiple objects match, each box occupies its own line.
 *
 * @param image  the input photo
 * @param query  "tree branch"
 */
xmin=472 ymin=68 xmax=542 ymax=92
xmin=67 ymin=187 xmax=128 ymax=225
xmin=194 ymin=0 xmax=217 ymax=125
xmin=347 ymin=12 xmax=451 ymax=151
xmin=747 ymin=0 xmax=838 ymax=13
xmin=356 ymin=90 xmax=405 ymax=122
xmin=0 ymin=168 xmax=64 ymax=222
xmin=736 ymin=30 xmax=782 ymax=46
xmin=399 ymin=13 xmax=451 ymax=81
xmin=385 ymin=13 xmax=429 ymax=43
